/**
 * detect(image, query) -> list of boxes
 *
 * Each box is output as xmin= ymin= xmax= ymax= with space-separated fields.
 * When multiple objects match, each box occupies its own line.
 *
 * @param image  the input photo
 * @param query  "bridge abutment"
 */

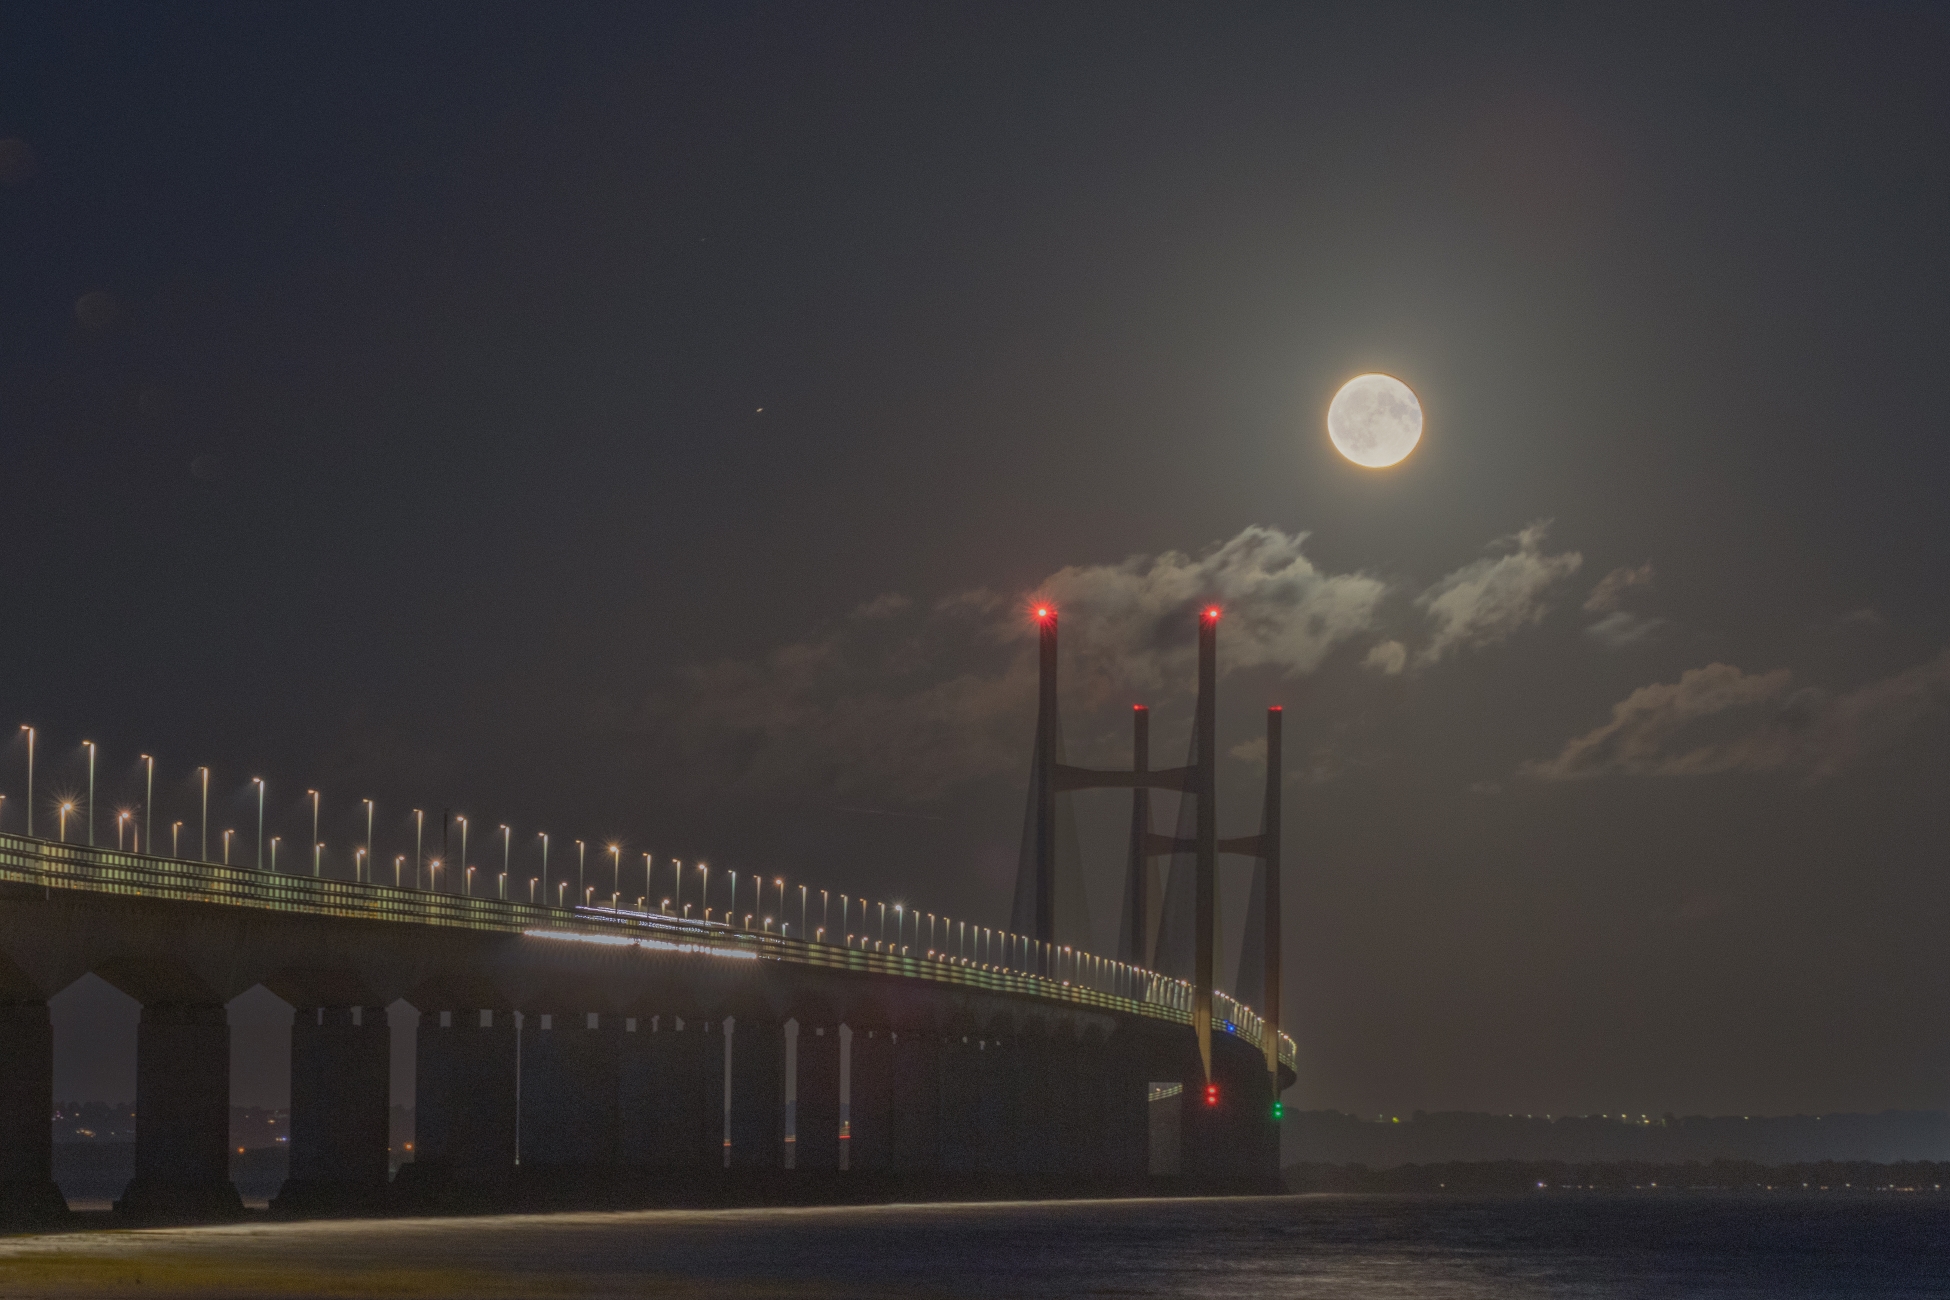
xmin=117 ymin=1002 xmax=244 ymax=1220
xmin=273 ymin=1004 xmax=391 ymax=1215
xmin=0 ymin=1000 xmax=67 ymax=1225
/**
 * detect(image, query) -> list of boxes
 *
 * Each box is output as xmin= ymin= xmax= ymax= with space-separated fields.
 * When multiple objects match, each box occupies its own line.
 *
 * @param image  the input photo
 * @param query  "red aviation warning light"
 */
xmin=1202 ymin=606 xmax=1222 ymax=622
xmin=1033 ymin=604 xmax=1054 ymax=622
xmin=1204 ymin=1083 xmax=1220 ymax=1107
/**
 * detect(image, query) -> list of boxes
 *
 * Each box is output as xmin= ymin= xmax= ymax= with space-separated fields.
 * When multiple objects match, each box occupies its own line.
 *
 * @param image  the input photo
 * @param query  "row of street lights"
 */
xmin=7 ymin=725 xmax=1179 ymax=1001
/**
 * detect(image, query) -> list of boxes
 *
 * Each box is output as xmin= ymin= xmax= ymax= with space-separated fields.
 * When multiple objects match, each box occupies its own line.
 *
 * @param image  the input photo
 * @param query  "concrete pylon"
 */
xmin=0 ymin=1000 xmax=67 ymax=1225
xmin=273 ymin=1005 xmax=390 ymax=1215
xmin=117 ymin=1002 xmax=244 ymax=1220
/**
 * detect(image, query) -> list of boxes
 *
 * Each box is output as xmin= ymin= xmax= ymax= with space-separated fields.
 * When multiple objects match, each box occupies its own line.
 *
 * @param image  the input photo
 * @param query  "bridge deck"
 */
xmin=0 ymin=831 xmax=1294 ymax=1069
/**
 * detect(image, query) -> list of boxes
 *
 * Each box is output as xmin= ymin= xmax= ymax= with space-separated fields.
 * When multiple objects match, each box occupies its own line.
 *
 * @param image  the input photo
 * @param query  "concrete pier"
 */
xmin=274 ymin=1004 xmax=391 ymax=1214
xmin=400 ymin=1005 xmax=517 ymax=1202
xmin=726 ymin=1016 xmax=782 ymax=1169
xmin=0 ymin=1000 xmax=66 ymax=1224
xmin=794 ymin=1021 xmax=841 ymax=1170
xmin=117 ymin=1002 xmax=243 ymax=1220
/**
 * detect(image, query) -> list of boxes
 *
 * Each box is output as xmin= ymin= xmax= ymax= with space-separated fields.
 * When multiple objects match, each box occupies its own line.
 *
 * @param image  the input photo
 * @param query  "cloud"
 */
xmin=1584 ymin=562 xmax=1654 ymax=614
xmin=1584 ymin=610 xmax=1667 ymax=649
xmin=627 ymin=521 xmax=1579 ymax=804
xmin=1363 ymin=639 xmax=1408 ymax=675
xmin=1520 ymin=650 xmax=1950 ymax=781
xmin=1414 ymin=522 xmax=1582 ymax=667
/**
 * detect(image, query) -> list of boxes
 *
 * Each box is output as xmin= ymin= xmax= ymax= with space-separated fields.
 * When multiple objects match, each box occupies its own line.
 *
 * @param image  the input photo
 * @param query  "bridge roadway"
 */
xmin=0 ymin=832 xmax=1294 ymax=1221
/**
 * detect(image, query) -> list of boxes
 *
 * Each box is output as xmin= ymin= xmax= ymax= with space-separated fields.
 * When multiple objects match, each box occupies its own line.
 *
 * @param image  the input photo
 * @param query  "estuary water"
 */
xmin=0 ymin=1193 xmax=1945 ymax=1298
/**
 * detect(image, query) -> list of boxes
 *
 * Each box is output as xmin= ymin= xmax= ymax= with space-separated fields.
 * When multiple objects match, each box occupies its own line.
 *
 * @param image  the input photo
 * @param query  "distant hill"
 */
xmin=1285 ymin=1110 xmax=1950 ymax=1167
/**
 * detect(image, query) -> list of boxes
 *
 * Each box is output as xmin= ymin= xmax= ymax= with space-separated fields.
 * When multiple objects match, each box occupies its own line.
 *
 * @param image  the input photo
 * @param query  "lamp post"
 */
xmin=355 ymin=847 xmax=367 ymax=883
xmin=116 ymin=810 xmax=129 ymax=850
xmin=501 ymin=825 xmax=511 ymax=888
xmin=199 ymin=768 xmax=209 ymax=862
xmin=83 ymin=741 xmax=95 ymax=846
xmin=801 ymin=886 xmax=809 ymax=942
xmin=253 ymin=778 xmax=266 ymax=869
xmin=19 ymin=726 xmax=32 ymax=838
xmin=539 ymin=833 xmax=550 ymax=903
xmin=466 ymin=865 xmax=475 ymax=898
xmin=727 ymin=871 xmax=737 ymax=929
xmin=458 ymin=817 xmax=468 ymax=897
xmin=270 ymin=837 xmax=280 ymax=872
xmin=223 ymin=829 xmax=233 ymax=864
xmin=413 ymin=809 xmax=424 ymax=890
xmin=395 ymin=855 xmax=404 ymax=888
xmin=609 ymin=844 xmax=621 ymax=905
xmin=699 ymin=863 xmax=710 ymax=921
xmin=363 ymin=799 xmax=374 ymax=868
xmin=57 ymin=801 xmax=72 ymax=843
xmin=576 ymin=840 xmax=585 ymax=903
xmin=307 ymin=791 xmax=320 ymax=876
xmin=140 ymin=754 xmax=153 ymax=854
xmin=644 ymin=853 xmax=653 ymax=908
xmin=172 ymin=821 xmax=182 ymax=858
xmin=821 ymin=890 xmax=829 ymax=943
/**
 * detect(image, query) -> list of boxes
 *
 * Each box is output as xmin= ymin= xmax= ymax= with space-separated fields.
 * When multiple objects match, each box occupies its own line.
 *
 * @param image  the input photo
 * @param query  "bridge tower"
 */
xmin=1017 ymin=607 xmax=1284 ymax=1099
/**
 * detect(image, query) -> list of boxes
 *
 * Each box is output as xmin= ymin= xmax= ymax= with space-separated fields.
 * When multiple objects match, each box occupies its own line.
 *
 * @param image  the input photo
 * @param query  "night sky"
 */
xmin=3 ymin=4 xmax=1948 ymax=1123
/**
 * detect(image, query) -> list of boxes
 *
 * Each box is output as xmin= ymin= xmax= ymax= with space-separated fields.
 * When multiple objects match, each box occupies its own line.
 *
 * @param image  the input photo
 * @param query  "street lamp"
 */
xmin=538 ymin=832 xmax=550 ymax=901
xmin=466 ymin=865 xmax=476 ymax=897
xmin=269 ymin=837 xmax=280 ymax=872
xmin=457 ymin=817 xmax=468 ymax=895
xmin=501 ymin=826 xmax=512 ymax=888
xmin=222 ymin=828 xmax=233 ymax=864
xmin=609 ymin=844 xmax=621 ymax=903
xmin=116 ymin=810 xmax=129 ymax=851
xmin=199 ymin=768 xmax=210 ymax=862
xmin=82 ymin=741 xmax=95 ymax=846
xmin=58 ymin=801 xmax=72 ymax=843
xmin=355 ymin=847 xmax=367 ymax=883
xmin=363 ymin=799 xmax=374 ymax=868
xmin=140 ymin=754 xmax=153 ymax=854
xmin=253 ymin=778 xmax=266 ymax=869
xmin=413 ymin=809 xmax=424 ymax=889
xmin=19 ymin=726 xmax=33 ymax=838
xmin=576 ymin=840 xmax=585 ymax=902
xmin=727 ymin=871 xmax=738 ymax=929
xmin=394 ymin=855 xmax=404 ymax=887
xmin=307 ymin=791 xmax=320 ymax=876
xmin=172 ymin=821 xmax=182 ymax=858
xmin=800 ymin=885 xmax=809 ymax=941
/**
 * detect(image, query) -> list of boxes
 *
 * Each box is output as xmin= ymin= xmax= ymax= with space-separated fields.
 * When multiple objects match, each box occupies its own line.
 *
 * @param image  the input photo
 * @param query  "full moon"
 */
xmin=1327 ymin=373 xmax=1422 ymax=468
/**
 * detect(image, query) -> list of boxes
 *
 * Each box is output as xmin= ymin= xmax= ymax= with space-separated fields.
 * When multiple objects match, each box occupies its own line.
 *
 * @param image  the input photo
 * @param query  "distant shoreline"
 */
xmin=1285 ymin=1160 xmax=1949 ymax=1193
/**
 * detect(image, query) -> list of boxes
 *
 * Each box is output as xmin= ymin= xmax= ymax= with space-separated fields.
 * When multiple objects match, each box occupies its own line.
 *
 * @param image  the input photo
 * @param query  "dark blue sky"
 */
xmin=3 ymin=3 xmax=1948 ymax=1117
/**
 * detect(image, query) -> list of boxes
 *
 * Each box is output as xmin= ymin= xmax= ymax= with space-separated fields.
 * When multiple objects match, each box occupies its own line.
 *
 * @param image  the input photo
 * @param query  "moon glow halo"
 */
xmin=1327 ymin=374 xmax=1423 ymax=468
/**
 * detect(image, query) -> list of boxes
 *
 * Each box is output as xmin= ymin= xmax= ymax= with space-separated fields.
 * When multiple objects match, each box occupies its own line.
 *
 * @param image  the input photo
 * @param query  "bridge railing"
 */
xmin=0 ymin=831 xmax=1296 ymax=1070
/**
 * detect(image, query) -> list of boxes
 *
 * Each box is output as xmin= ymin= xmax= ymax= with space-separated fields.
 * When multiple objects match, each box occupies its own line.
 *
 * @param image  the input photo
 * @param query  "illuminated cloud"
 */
xmin=1414 ymin=522 xmax=1583 ymax=667
xmin=1521 ymin=650 xmax=1950 ymax=781
xmin=635 ymin=522 xmax=1584 ymax=801
xmin=1583 ymin=562 xmax=1655 ymax=614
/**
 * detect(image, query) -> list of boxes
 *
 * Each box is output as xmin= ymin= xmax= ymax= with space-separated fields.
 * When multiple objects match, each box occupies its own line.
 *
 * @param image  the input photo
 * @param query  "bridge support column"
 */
xmin=273 ymin=1005 xmax=390 ymax=1215
xmin=846 ymin=1026 xmax=892 ymax=1172
xmin=639 ymin=1016 xmax=723 ymax=1172
xmin=117 ymin=1002 xmax=243 ymax=1220
xmin=937 ymin=1035 xmax=979 ymax=1173
xmin=401 ymin=1006 xmax=516 ymax=1200
xmin=520 ymin=1008 xmax=621 ymax=1197
xmin=726 ymin=1016 xmax=783 ymax=1170
xmin=793 ymin=1021 xmax=840 ymax=1171
xmin=0 ymin=1001 xmax=66 ymax=1224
